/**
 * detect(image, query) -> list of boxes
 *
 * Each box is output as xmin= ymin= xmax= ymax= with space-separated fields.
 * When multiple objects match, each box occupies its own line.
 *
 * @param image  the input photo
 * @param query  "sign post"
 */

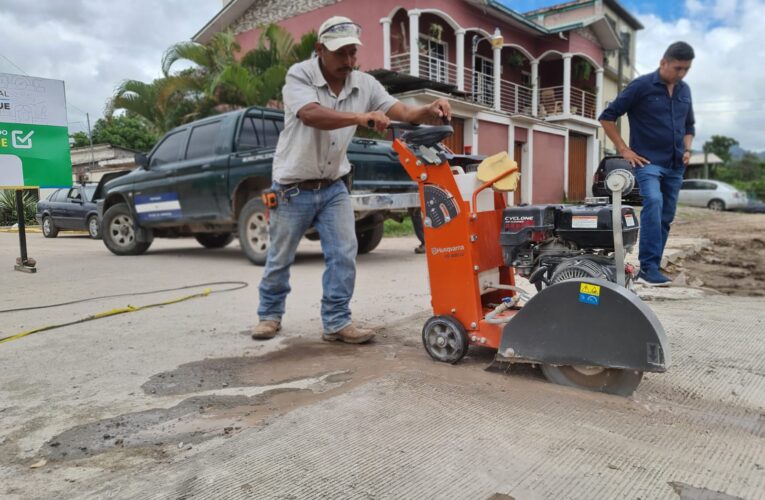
xmin=0 ymin=72 xmax=72 ymax=272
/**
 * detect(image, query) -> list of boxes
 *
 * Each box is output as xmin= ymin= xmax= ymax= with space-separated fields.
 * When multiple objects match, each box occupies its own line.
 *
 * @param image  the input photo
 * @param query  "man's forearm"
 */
xmin=388 ymin=103 xmax=430 ymax=124
xmin=683 ymin=134 xmax=694 ymax=152
xmin=600 ymin=120 xmax=628 ymax=153
xmin=298 ymin=104 xmax=362 ymax=130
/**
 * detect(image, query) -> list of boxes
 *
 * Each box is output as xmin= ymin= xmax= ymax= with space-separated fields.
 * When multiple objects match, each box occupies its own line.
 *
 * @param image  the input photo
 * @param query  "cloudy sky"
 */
xmin=1 ymin=0 xmax=763 ymax=151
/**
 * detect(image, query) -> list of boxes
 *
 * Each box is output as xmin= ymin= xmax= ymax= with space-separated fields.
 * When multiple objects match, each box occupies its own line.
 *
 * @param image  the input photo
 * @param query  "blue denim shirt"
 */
xmin=599 ymin=69 xmax=695 ymax=168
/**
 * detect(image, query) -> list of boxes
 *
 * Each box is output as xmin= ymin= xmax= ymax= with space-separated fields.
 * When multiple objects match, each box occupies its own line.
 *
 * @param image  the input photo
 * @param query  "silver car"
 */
xmin=678 ymin=179 xmax=747 ymax=211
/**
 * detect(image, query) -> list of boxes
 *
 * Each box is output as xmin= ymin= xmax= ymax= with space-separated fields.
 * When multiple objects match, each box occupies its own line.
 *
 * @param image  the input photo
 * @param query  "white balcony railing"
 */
xmin=390 ymin=53 xmax=543 ymax=118
xmin=539 ymin=85 xmax=597 ymax=119
xmin=499 ymin=80 xmax=533 ymax=116
xmin=390 ymin=52 xmax=459 ymax=87
xmin=570 ymin=87 xmax=598 ymax=120
xmin=538 ymin=86 xmax=564 ymax=117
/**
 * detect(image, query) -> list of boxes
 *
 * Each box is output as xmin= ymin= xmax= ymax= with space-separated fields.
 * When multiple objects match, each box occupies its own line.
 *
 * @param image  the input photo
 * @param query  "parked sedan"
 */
xmin=35 ymin=184 xmax=101 ymax=238
xmin=678 ymin=179 xmax=747 ymax=211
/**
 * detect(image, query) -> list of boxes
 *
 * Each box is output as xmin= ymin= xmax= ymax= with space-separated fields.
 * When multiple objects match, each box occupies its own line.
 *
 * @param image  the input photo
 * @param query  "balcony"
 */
xmin=539 ymin=85 xmax=597 ymax=120
xmin=391 ymin=52 xmax=534 ymax=116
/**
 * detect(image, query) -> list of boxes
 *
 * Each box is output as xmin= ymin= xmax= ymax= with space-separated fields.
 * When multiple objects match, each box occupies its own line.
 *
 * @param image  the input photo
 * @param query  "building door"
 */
xmin=442 ymin=117 xmax=464 ymax=154
xmin=473 ymin=57 xmax=494 ymax=107
xmin=568 ymin=133 xmax=588 ymax=201
xmin=513 ymin=142 xmax=523 ymax=205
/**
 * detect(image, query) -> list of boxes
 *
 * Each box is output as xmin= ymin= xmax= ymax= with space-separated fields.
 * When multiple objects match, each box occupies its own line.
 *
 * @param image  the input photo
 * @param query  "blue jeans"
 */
xmin=257 ymin=180 xmax=358 ymax=333
xmin=635 ymin=164 xmax=685 ymax=273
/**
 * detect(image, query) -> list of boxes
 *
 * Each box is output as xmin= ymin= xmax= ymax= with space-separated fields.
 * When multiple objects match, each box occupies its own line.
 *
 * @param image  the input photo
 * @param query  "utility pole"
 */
xmin=86 ymin=112 xmax=95 ymax=182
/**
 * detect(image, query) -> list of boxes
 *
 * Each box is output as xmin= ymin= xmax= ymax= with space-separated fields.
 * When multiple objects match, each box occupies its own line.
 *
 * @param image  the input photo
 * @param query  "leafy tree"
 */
xmin=69 ymin=115 xmax=159 ymax=152
xmin=703 ymin=135 xmax=739 ymax=164
xmin=716 ymin=153 xmax=765 ymax=199
xmin=70 ymin=131 xmax=90 ymax=148
xmin=108 ymin=76 xmax=197 ymax=134
xmin=109 ymin=26 xmax=317 ymax=133
xmin=90 ymin=115 xmax=159 ymax=152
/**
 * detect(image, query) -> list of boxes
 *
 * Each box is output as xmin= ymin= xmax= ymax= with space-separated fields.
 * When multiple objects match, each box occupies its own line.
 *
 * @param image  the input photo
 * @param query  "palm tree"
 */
xmin=238 ymin=24 xmax=317 ymax=104
xmin=108 ymin=25 xmax=317 ymax=132
xmin=163 ymin=25 xmax=317 ymax=108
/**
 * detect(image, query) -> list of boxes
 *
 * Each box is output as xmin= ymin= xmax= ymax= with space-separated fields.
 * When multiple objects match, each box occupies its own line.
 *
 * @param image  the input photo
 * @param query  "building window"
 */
xmin=419 ymin=36 xmax=448 ymax=83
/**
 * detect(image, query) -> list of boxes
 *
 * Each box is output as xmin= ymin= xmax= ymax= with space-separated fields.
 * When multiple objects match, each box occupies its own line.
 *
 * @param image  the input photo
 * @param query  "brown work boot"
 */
xmin=251 ymin=320 xmax=281 ymax=340
xmin=322 ymin=324 xmax=376 ymax=344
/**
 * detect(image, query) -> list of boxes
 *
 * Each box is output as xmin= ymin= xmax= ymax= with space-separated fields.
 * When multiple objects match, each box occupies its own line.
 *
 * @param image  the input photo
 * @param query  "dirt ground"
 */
xmin=665 ymin=207 xmax=765 ymax=296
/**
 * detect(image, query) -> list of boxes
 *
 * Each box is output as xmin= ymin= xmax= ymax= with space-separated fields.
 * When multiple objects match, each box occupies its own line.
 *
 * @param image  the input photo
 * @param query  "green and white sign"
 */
xmin=0 ymin=73 xmax=72 ymax=188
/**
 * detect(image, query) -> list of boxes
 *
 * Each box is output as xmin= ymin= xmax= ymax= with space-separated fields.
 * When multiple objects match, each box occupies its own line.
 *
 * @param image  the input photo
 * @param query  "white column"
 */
xmin=531 ymin=60 xmax=539 ymax=117
xmin=456 ymin=29 xmax=465 ymax=91
xmin=595 ymin=68 xmax=604 ymax=119
xmin=381 ymin=18 xmax=391 ymax=70
xmin=408 ymin=10 xmax=420 ymax=77
xmin=493 ymin=44 xmax=502 ymax=111
xmin=563 ymin=53 xmax=572 ymax=115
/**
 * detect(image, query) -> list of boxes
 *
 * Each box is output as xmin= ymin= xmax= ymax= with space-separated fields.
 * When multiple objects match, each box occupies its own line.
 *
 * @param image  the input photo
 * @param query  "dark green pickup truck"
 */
xmin=98 ymin=106 xmax=425 ymax=264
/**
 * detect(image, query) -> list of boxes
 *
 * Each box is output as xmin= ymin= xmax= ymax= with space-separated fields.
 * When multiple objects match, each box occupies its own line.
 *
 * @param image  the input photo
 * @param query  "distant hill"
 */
xmin=730 ymin=145 xmax=765 ymax=160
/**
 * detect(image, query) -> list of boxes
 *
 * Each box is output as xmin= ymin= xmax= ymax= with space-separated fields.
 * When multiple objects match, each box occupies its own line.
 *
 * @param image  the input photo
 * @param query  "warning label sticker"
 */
xmin=580 ymin=283 xmax=601 ymax=296
xmin=571 ymin=215 xmax=598 ymax=229
xmin=625 ymin=214 xmax=636 ymax=227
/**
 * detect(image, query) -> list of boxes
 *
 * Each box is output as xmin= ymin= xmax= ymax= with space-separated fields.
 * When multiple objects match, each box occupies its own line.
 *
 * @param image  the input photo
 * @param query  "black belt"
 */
xmin=288 ymin=178 xmax=339 ymax=190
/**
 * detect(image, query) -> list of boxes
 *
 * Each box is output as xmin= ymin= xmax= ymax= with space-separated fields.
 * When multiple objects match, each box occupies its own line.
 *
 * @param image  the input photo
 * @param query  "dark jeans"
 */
xmin=634 ymin=164 xmax=685 ymax=273
xmin=410 ymin=207 xmax=425 ymax=245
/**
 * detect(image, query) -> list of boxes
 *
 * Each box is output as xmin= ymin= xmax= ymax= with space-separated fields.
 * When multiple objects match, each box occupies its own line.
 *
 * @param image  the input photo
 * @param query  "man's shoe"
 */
xmin=636 ymin=269 xmax=671 ymax=287
xmin=322 ymin=324 xmax=376 ymax=344
xmin=251 ymin=320 xmax=281 ymax=340
xmin=414 ymin=244 xmax=426 ymax=254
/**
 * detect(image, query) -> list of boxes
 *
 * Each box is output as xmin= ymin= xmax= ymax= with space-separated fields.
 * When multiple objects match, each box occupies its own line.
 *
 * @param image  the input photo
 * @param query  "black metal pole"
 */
xmin=16 ymin=189 xmax=28 ymax=263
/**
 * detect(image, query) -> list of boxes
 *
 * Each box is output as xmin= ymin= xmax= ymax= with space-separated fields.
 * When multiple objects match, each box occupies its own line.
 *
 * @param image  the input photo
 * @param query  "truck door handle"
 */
xmin=201 ymin=163 xmax=212 ymax=169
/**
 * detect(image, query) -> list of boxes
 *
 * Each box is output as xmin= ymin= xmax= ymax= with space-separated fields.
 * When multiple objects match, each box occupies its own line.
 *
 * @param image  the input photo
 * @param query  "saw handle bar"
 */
xmin=470 ymin=165 xmax=519 ymax=217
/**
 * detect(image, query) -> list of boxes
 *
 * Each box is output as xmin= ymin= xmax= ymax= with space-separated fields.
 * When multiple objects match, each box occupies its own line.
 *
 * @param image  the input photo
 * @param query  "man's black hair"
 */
xmin=663 ymin=41 xmax=695 ymax=61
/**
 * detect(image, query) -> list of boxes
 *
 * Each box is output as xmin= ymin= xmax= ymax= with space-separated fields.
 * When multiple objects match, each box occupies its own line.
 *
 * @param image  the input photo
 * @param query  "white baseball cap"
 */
xmin=318 ymin=16 xmax=363 ymax=51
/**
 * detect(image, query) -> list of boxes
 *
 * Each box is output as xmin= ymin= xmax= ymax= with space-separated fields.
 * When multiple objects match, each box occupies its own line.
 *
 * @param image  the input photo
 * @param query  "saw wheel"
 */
xmin=541 ymin=364 xmax=643 ymax=396
xmin=422 ymin=315 xmax=469 ymax=364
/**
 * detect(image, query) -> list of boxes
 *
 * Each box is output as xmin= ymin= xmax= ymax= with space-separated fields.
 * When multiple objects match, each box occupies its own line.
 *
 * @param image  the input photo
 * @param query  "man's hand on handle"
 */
xmin=427 ymin=98 xmax=452 ymax=123
xmin=619 ymin=146 xmax=650 ymax=168
xmin=359 ymin=111 xmax=391 ymax=133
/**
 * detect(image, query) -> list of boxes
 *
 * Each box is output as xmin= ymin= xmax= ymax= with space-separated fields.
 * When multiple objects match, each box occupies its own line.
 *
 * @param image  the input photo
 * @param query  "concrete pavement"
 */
xmin=0 ymin=232 xmax=762 ymax=499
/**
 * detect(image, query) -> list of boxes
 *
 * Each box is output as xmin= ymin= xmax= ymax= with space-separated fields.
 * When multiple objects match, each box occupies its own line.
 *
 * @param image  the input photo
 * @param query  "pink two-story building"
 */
xmin=195 ymin=0 xmax=623 ymax=203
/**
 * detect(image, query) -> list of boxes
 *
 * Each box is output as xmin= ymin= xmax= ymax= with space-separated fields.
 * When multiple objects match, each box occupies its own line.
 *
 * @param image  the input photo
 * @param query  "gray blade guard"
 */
xmin=498 ymin=278 xmax=670 ymax=372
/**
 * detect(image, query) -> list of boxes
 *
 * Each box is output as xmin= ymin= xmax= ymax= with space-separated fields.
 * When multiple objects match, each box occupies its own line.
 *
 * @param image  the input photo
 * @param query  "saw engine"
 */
xmin=499 ymin=200 xmax=639 ymax=288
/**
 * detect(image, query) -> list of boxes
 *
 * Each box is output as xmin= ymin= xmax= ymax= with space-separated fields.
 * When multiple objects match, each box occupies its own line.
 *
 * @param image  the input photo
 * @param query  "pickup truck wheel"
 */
xmin=195 ymin=233 xmax=235 ymax=249
xmin=87 ymin=215 xmax=101 ymax=239
xmin=238 ymin=198 xmax=269 ymax=265
xmin=102 ymin=203 xmax=152 ymax=256
xmin=356 ymin=219 xmax=385 ymax=254
xmin=42 ymin=216 xmax=58 ymax=238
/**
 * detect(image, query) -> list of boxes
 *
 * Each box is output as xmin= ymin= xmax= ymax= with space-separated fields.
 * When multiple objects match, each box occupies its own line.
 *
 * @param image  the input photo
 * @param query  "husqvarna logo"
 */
xmin=431 ymin=245 xmax=465 ymax=256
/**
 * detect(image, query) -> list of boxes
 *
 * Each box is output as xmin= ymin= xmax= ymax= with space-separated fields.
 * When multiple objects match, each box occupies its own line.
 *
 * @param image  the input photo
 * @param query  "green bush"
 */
xmin=0 ymin=190 xmax=37 ymax=226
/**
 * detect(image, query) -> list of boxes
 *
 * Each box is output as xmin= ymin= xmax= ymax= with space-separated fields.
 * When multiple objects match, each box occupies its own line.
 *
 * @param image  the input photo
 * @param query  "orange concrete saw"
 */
xmin=393 ymin=125 xmax=669 ymax=396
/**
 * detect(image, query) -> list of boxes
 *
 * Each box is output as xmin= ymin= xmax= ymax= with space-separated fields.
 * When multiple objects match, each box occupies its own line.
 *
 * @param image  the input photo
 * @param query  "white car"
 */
xmin=678 ymin=179 xmax=747 ymax=211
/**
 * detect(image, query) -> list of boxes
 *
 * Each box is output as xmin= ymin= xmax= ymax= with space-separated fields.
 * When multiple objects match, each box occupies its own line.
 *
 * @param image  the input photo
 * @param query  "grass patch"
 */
xmin=384 ymin=216 xmax=415 ymax=237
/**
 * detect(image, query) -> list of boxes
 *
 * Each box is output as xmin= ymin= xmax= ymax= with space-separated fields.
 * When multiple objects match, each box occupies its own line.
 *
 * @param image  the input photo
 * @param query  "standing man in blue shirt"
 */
xmin=599 ymin=41 xmax=695 ymax=286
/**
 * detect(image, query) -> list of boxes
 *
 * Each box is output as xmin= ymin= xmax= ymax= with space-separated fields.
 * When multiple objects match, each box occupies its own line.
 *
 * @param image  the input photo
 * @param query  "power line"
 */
xmin=1 ymin=52 xmax=92 ymax=117
xmin=0 ymin=53 xmax=28 ymax=75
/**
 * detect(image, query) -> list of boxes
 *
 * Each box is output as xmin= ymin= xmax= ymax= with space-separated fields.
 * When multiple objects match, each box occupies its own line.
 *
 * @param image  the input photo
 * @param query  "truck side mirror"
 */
xmin=135 ymin=152 xmax=149 ymax=168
